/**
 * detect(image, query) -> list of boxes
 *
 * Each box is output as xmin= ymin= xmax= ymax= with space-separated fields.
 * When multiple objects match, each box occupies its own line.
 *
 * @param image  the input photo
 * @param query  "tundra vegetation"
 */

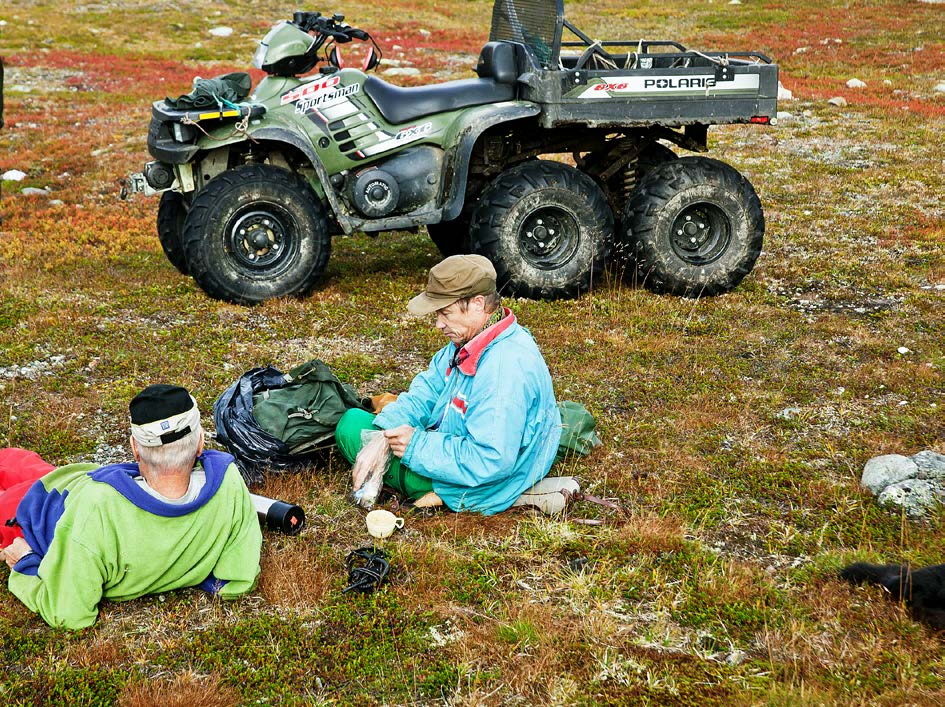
xmin=0 ymin=1 xmax=943 ymax=704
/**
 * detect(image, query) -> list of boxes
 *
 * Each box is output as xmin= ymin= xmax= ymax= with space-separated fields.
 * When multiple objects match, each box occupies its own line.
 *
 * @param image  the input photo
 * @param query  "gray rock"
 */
xmin=913 ymin=450 xmax=945 ymax=481
xmin=383 ymin=67 xmax=421 ymax=77
xmin=21 ymin=187 xmax=49 ymax=196
xmin=877 ymin=479 xmax=939 ymax=517
xmin=861 ymin=454 xmax=918 ymax=495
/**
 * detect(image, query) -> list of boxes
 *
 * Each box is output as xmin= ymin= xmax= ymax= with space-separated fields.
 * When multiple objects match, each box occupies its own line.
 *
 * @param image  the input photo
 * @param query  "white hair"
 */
xmin=135 ymin=424 xmax=203 ymax=475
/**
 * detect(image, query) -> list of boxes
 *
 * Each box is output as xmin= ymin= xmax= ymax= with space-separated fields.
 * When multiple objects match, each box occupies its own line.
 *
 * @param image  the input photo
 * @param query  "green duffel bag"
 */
xmin=556 ymin=400 xmax=602 ymax=461
xmin=252 ymin=359 xmax=366 ymax=456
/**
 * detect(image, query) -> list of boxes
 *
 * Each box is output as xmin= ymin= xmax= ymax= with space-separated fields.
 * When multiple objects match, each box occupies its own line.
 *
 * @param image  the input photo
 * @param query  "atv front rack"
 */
xmin=148 ymin=101 xmax=268 ymax=164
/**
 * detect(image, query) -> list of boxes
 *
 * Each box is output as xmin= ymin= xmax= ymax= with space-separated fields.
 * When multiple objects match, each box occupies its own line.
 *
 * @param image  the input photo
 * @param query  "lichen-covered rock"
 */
xmin=877 ymin=479 xmax=939 ymax=518
xmin=912 ymin=450 xmax=945 ymax=481
xmin=861 ymin=454 xmax=918 ymax=495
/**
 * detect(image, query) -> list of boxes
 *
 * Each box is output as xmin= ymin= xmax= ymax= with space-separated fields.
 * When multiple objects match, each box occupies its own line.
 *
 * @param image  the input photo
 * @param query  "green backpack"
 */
xmin=252 ymin=359 xmax=365 ymax=455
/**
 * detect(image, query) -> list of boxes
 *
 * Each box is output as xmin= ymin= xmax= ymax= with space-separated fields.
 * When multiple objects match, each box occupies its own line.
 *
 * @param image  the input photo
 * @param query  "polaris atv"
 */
xmin=124 ymin=0 xmax=778 ymax=304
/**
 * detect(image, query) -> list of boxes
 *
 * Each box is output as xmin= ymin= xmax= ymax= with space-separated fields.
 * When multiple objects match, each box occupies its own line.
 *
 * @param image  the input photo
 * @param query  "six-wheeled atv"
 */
xmin=124 ymin=0 xmax=778 ymax=304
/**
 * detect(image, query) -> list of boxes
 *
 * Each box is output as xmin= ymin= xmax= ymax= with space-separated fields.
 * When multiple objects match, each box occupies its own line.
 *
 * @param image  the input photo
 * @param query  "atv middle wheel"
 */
xmin=182 ymin=164 xmax=330 ymax=305
xmin=618 ymin=157 xmax=764 ymax=297
xmin=470 ymin=161 xmax=612 ymax=299
xmin=157 ymin=191 xmax=190 ymax=275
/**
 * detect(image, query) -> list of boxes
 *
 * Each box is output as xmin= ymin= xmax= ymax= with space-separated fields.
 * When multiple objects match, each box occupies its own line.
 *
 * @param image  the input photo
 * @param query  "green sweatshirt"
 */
xmin=8 ymin=450 xmax=261 ymax=629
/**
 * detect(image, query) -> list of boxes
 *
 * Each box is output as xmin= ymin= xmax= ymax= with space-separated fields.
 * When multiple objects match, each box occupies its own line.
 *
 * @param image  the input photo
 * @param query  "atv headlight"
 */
xmin=255 ymin=21 xmax=317 ymax=76
xmin=252 ymin=41 xmax=269 ymax=70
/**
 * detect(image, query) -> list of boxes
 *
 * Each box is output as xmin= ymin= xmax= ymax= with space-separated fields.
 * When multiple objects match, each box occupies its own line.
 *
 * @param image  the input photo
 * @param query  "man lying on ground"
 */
xmin=0 ymin=384 xmax=262 ymax=629
xmin=335 ymin=254 xmax=563 ymax=515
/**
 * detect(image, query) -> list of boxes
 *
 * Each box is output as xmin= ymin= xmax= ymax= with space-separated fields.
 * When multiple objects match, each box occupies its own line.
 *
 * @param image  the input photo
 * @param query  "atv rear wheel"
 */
xmin=618 ymin=157 xmax=764 ymax=297
xmin=182 ymin=164 xmax=330 ymax=305
xmin=157 ymin=191 xmax=190 ymax=275
xmin=470 ymin=161 xmax=612 ymax=299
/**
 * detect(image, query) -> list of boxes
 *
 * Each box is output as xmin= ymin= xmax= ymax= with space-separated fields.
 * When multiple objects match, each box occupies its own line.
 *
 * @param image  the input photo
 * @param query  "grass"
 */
xmin=1 ymin=0 xmax=944 ymax=703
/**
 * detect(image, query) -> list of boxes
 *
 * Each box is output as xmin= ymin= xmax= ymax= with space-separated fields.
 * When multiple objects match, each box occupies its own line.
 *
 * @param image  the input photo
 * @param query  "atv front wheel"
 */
xmin=157 ymin=191 xmax=190 ymax=275
xmin=427 ymin=217 xmax=471 ymax=257
xmin=470 ymin=161 xmax=612 ymax=299
xmin=182 ymin=164 xmax=330 ymax=304
xmin=618 ymin=157 xmax=764 ymax=297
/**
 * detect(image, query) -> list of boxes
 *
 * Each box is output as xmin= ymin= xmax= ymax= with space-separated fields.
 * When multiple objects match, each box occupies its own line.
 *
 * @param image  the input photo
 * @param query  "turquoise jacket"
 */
xmin=374 ymin=309 xmax=561 ymax=514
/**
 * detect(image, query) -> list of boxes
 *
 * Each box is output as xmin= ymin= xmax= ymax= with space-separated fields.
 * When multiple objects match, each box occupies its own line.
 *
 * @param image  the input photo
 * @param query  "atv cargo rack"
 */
xmin=491 ymin=0 xmax=778 ymax=129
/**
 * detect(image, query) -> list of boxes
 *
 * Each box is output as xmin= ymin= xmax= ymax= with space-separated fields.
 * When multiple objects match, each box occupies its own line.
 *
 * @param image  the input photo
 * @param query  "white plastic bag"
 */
xmin=351 ymin=430 xmax=392 ymax=509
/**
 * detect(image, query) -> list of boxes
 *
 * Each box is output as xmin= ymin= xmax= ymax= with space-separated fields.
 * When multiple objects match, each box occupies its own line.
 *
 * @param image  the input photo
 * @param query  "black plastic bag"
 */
xmin=213 ymin=361 xmax=365 ymax=483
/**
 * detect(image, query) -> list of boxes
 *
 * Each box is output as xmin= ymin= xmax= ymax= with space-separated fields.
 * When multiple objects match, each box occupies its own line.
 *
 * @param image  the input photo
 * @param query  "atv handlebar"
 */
xmin=292 ymin=11 xmax=365 ymax=44
xmin=288 ymin=10 xmax=381 ymax=70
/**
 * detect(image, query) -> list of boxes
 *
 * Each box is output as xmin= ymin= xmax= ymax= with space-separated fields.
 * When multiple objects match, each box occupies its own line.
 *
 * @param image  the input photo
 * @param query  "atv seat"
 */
xmin=362 ymin=41 xmax=521 ymax=125
xmin=363 ymin=77 xmax=515 ymax=125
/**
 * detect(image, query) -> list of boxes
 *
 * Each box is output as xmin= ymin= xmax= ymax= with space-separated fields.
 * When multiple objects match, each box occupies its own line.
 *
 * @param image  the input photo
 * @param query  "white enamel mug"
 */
xmin=365 ymin=509 xmax=405 ymax=539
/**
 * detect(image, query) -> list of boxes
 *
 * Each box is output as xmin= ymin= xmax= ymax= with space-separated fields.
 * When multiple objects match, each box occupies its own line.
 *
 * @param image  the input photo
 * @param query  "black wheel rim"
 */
xmin=518 ymin=206 xmax=580 ymax=270
xmin=224 ymin=203 xmax=299 ymax=277
xmin=669 ymin=203 xmax=731 ymax=265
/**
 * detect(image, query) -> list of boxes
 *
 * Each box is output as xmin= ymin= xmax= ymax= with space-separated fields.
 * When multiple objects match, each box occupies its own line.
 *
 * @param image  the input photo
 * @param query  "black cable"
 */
xmin=343 ymin=547 xmax=390 ymax=594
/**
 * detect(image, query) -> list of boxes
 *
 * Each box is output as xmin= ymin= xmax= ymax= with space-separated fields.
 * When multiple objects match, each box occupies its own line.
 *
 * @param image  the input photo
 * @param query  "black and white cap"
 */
xmin=129 ymin=384 xmax=200 ymax=447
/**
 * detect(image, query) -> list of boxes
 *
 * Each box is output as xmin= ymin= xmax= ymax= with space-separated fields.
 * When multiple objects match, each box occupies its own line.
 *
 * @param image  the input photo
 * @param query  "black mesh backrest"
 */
xmin=489 ymin=0 xmax=562 ymax=69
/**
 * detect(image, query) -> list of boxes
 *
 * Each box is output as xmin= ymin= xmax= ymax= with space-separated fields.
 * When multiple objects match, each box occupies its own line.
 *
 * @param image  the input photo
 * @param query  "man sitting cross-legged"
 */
xmin=335 ymin=255 xmax=563 ymax=515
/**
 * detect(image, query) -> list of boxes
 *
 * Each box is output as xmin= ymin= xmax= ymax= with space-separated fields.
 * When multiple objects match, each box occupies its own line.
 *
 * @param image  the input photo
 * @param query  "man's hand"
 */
xmin=2 ymin=537 xmax=34 ymax=569
xmin=383 ymin=425 xmax=415 ymax=458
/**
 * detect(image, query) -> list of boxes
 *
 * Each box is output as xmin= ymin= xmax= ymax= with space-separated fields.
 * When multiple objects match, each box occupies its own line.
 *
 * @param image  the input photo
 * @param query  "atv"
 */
xmin=124 ymin=0 xmax=778 ymax=304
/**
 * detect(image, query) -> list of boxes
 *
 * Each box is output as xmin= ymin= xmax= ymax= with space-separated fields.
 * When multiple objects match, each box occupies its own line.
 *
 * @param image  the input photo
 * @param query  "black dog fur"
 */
xmin=840 ymin=562 xmax=945 ymax=628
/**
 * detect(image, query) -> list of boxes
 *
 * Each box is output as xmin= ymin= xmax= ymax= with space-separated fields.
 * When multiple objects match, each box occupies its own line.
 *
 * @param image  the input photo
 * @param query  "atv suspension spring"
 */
xmin=622 ymin=155 xmax=641 ymax=199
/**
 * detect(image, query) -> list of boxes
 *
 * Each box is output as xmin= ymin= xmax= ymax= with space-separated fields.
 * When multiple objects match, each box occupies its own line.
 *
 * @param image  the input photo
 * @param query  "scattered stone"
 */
xmin=777 ymin=407 xmax=802 ymax=420
xmin=383 ymin=67 xmax=421 ymax=77
xmin=846 ymin=78 xmax=866 ymax=89
xmin=828 ymin=96 xmax=848 ymax=107
xmin=861 ymin=454 xmax=918 ymax=495
xmin=878 ymin=479 xmax=938 ymax=517
xmin=21 ymin=187 xmax=49 ymax=196
xmin=935 ymin=82 xmax=945 ymax=93
xmin=0 ymin=355 xmax=67 ymax=380
xmin=861 ymin=450 xmax=945 ymax=517
xmin=898 ymin=346 xmax=912 ymax=354
xmin=776 ymin=111 xmax=793 ymax=121
xmin=49 ymin=199 xmax=64 ymax=206
xmin=777 ymin=82 xmax=793 ymax=100
xmin=724 ymin=650 xmax=746 ymax=666
xmin=729 ymin=0 xmax=742 ymax=5
xmin=794 ymin=47 xmax=809 ymax=54
xmin=208 ymin=26 xmax=233 ymax=37
xmin=418 ymin=28 xmax=431 ymax=37
xmin=2 ymin=169 xmax=27 ymax=181
xmin=913 ymin=451 xmax=945 ymax=481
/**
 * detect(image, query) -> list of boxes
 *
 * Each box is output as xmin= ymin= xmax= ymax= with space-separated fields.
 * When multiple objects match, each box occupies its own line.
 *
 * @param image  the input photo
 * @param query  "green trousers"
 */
xmin=335 ymin=408 xmax=434 ymax=500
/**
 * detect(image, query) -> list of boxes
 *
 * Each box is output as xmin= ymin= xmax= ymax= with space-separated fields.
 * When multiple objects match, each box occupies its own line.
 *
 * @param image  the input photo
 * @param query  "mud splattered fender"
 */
xmin=439 ymin=101 xmax=540 ymax=222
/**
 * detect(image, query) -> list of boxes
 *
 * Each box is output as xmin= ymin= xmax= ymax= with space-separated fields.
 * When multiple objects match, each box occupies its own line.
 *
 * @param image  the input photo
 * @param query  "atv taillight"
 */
xmin=750 ymin=116 xmax=771 ymax=124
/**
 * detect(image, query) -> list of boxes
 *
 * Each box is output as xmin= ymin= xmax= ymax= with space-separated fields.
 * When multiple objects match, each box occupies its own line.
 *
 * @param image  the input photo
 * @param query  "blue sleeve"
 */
xmin=401 ymin=357 xmax=532 ymax=487
xmin=374 ymin=346 xmax=451 ymax=430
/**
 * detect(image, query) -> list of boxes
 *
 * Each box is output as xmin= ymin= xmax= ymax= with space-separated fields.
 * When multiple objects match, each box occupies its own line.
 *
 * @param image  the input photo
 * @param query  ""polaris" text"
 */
xmin=643 ymin=77 xmax=716 ymax=89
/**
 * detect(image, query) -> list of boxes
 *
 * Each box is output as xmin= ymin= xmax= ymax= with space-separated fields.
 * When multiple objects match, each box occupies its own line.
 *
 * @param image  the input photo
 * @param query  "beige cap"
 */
xmin=407 ymin=255 xmax=497 ymax=315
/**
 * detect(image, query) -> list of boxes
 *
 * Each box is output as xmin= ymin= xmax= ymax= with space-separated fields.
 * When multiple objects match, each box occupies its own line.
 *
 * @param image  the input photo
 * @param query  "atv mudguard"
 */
xmin=438 ymin=101 xmax=540 ymax=222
